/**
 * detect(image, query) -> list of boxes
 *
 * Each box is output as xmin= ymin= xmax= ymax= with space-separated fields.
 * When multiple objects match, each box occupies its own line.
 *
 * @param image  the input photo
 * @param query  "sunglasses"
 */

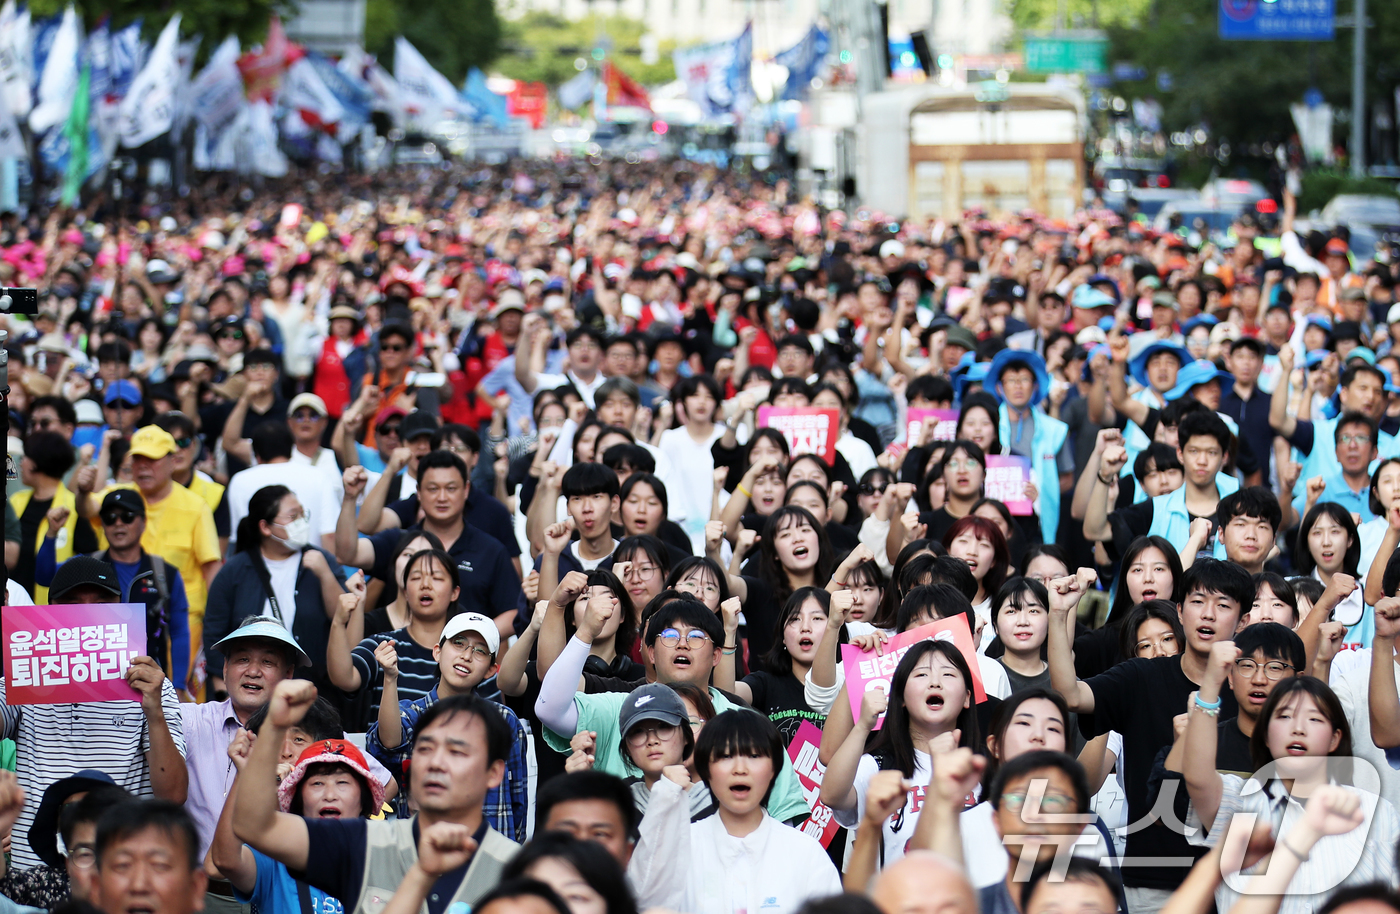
xmin=218 ymin=330 xmax=245 ymax=340
xmin=109 ymin=399 xmax=140 ymax=410
xmin=380 ymin=343 xmax=407 ymax=352
xmin=858 ymin=483 xmax=888 ymax=496
xmin=173 ymin=436 xmax=193 ymax=449
xmin=378 ymin=424 xmax=402 ymax=436
xmin=100 ymin=509 xmax=141 ymax=525
xmin=292 ymin=410 xmax=322 ymax=422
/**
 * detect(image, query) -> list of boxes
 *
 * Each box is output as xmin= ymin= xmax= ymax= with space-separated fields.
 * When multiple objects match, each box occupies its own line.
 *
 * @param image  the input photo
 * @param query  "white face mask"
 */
xmin=277 ymin=515 xmax=311 ymax=551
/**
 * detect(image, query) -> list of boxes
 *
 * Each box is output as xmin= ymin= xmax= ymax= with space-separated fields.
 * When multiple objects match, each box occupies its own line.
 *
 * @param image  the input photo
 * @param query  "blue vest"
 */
xmin=1147 ymin=473 xmax=1241 ymax=559
xmin=1292 ymin=416 xmax=1396 ymax=496
xmin=999 ymin=403 xmax=1069 ymax=544
xmin=1123 ymin=387 xmax=1166 ymax=462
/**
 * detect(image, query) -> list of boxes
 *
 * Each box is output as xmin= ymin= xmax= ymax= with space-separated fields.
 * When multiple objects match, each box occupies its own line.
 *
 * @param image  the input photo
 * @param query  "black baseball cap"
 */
xmin=50 ymin=555 xmax=120 ymax=602
xmin=100 ymin=489 xmax=146 ymax=518
xmin=401 ymin=410 xmax=440 ymax=442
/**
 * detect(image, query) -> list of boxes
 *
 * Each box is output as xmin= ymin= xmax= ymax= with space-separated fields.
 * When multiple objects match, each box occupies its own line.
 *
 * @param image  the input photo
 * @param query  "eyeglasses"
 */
xmin=67 ymin=846 xmax=96 ymax=869
xmin=622 ymin=564 xmax=657 ymax=582
xmin=100 ymin=509 xmax=141 ymax=525
xmin=173 ymin=436 xmax=193 ymax=449
xmin=999 ymin=791 xmax=1076 ymax=813
xmin=446 ymin=636 xmax=493 ymax=659
xmin=292 ymin=410 xmax=322 ymax=422
xmin=381 ymin=343 xmax=407 ymax=352
xmin=1234 ymin=659 xmax=1296 ymax=680
xmin=945 ymin=458 xmax=979 ymax=471
xmin=625 ymin=722 xmax=678 ymax=746
xmin=658 ymin=628 xmax=711 ymax=650
xmin=109 ymin=399 xmax=141 ymax=410
xmin=1338 ymin=434 xmax=1370 ymax=446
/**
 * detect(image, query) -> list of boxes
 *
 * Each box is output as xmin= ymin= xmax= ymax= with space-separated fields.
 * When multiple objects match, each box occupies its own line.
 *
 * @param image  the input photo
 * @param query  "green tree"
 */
xmin=494 ymin=12 xmax=674 ymax=87
xmin=1099 ymin=0 xmax=1400 ymax=148
xmin=365 ymin=0 xmax=502 ymax=83
xmin=30 ymin=0 xmax=294 ymax=55
xmin=1010 ymin=0 xmax=1150 ymax=32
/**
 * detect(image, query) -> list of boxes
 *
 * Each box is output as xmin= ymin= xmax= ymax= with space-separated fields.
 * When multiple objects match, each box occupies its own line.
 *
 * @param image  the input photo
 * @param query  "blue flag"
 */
xmin=774 ymin=25 xmax=829 ymax=100
xmin=108 ymin=19 xmax=144 ymax=99
xmin=461 ymin=68 xmax=509 ymax=127
xmin=725 ymin=22 xmax=752 ymax=110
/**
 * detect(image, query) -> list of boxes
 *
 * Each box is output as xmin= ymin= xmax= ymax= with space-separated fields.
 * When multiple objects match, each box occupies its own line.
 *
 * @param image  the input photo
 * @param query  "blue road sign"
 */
xmin=1219 ymin=0 xmax=1334 ymax=40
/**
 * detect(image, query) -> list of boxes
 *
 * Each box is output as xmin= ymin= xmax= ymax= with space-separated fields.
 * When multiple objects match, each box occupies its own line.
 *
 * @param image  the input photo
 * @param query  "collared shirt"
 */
xmin=0 ymin=677 xmax=186 ymax=869
xmin=1291 ymin=469 xmax=1375 ymax=524
xmin=1221 ymin=384 xmax=1274 ymax=480
xmin=364 ymin=687 xmax=529 ymax=841
xmin=367 ymin=523 xmax=522 ymax=622
xmin=182 ymin=698 xmax=244 ymax=860
xmin=1188 ymin=777 xmax=1400 ymax=914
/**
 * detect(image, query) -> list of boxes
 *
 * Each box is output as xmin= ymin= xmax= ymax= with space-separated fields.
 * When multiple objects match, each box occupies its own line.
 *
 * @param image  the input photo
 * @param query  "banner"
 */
xmin=506 ymin=80 xmax=545 ymax=129
xmin=282 ymin=55 xmax=347 ymax=134
xmin=673 ymin=40 xmax=736 ymax=117
xmin=237 ymin=16 xmax=293 ymax=103
xmin=118 ymin=14 xmax=181 ymax=148
xmin=774 ymin=25 xmax=829 ymax=101
xmin=465 ymin=67 xmax=511 ymax=128
xmin=107 ymin=19 xmax=144 ymax=100
xmin=756 ymin=406 xmax=839 ymax=465
xmin=30 ymin=5 xmax=81 ymax=135
xmin=841 ymin=616 xmax=986 ymax=728
xmin=61 ymin=62 xmax=88 ymax=204
xmin=602 ymin=61 xmax=650 ymax=111
xmin=3 ymin=603 xmax=146 ymax=705
xmin=0 ymin=1 xmax=31 ymax=118
xmin=725 ymin=21 xmax=752 ymax=113
xmin=189 ymin=36 xmax=244 ymax=137
xmin=905 ymin=408 xmax=957 ymax=446
xmin=984 ymin=455 xmax=1033 ymax=516
xmin=557 ymin=67 xmax=596 ymax=111
xmin=786 ymin=721 xmax=839 ymax=847
xmin=394 ymin=37 xmax=466 ymax=124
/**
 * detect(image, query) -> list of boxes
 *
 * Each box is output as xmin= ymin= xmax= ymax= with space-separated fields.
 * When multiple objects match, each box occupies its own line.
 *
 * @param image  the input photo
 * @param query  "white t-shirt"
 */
xmin=657 ymin=426 xmax=724 ymax=536
xmin=262 ymin=553 xmax=301 ymax=630
xmin=571 ymin=540 xmax=617 ymax=571
xmin=832 ymin=749 xmax=935 ymax=866
xmin=227 ymin=461 xmax=338 ymax=547
xmin=1332 ymin=651 xmax=1400 ymax=808
xmin=289 ymin=446 xmax=344 ymax=504
xmin=5 ymin=579 xmax=33 ymax=606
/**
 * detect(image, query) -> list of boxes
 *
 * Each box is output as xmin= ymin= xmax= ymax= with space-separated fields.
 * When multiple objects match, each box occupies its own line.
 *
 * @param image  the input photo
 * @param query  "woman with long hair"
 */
xmin=204 ymin=484 xmax=346 ymax=691
xmin=618 ymin=473 xmax=693 ymax=559
xmin=612 ymin=535 xmax=673 ymax=662
xmin=956 ymin=392 xmax=1002 ymax=457
xmin=917 ymin=440 xmax=986 ymax=543
xmin=1071 ymin=535 xmax=1183 ymax=679
xmin=362 ymin=530 xmax=444 ymax=635
xmin=942 ymin=514 xmax=1010 ymax=645
xmin=1297 ymin=502 xmax=1367 ymax=642
xmin=727 ymin=506 xmax=836 ymax=662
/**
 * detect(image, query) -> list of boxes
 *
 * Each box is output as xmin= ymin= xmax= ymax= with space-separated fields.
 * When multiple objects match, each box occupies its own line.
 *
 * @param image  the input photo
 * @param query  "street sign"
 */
xmin=1219 ymin=0 xmax=1334 ymax=40
xmin=1023 ymin=35 xmax=1108 ymax=73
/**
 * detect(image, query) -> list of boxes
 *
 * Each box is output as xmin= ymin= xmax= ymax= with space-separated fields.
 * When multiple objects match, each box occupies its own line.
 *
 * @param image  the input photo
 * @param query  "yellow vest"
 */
xmin=10 ymin=484 xmax=79 ymax=603
xmin=186 ymin=472 xmax=225 ymax=516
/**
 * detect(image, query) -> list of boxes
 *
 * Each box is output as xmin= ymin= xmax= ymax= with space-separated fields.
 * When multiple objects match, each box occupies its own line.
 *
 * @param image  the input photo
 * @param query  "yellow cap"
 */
xmin=128 ymin=425 xmax=177 ymax=460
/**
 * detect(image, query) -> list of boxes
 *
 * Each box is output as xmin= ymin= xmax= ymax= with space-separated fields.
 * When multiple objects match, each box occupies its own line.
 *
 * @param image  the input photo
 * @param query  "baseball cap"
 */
xmin=212 ymin=615 xmax=312 ymax=667
xmin=618 ymin=683 xmax=688 ymax=737
xmin=490 ymin=288 xmax=526 ymax=320
xmin=100 ymin=488 xmax=146 ymax=519
xmin=103 ymin=379 xmax=143 ymax=406
xmin=1151 ymin=291 xmax=1179 ymax=312
xmin=288 ymin=393 xmax=329 ymax=418
xmin=128 ymin=425 xmax=177 ymax=459
xmin=400 ymin=410 xmax=440 ymax=442
xmin=440 ymin=612 xmax=501 ymax=655
xmin=73 ymin=399 xmax=103 ymax=425
xmin=50 ymin=555 xmax=120 ymax=602
xmin=879 ymin=239 xmax=906 ymax=259
xmin=1325 ymin=238 xmax=1349 ymax=256
xmin=1387 ymin=303 xmax=1400 ymax=325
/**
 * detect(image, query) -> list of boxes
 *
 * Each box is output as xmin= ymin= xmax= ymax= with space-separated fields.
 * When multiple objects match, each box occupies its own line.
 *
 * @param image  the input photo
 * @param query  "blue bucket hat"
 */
xmin=1166 ymin=359 xmax=1234 ymax=402
xmin=1304 ymin=349 xmax=1333 ymax=369
xmin=1081 ymin=343 xmax=1110 ymax=382
xmin=1181 ymin=314 xmax=1219 ymax=336
xmin=1073 ymin=285 xmax=1117 ymax=311
xmin=1347 ymin=347 xmax=1377 ymax=366
xmin=1129 ymin=341 xmax=1189 ymax=388
xmin=954 ymin=361 xmax=991 ymax=402
xmin=989 ymin=348 xmax=1051 ymax=408
xmin=213 ymin=615 xmax=312 ymax=667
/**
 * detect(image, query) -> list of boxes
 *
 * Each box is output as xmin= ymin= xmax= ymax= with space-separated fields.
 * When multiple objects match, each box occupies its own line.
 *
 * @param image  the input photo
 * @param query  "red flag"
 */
xmin=237 ymin=17 xmax=301 ymax=102
xmin=603 ymin=62 xmax=651 ymax=111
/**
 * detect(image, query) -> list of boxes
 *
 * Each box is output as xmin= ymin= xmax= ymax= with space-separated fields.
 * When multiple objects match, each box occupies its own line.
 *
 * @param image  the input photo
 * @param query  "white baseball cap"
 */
xmin=440 ymin=612 xmax=501 ymax=655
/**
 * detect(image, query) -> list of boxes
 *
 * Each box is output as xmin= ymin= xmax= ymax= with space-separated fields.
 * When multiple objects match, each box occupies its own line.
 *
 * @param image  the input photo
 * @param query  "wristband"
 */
xmin=1194 ymin=692 xmax=1222 ymax=711
xmin=736 ymin=483 xmax=751 ymax=498
xmin=1280 ymin=835 xmax=1311 ymax=862
xmin=1098 ymin=473 xmax=1115 ymax=485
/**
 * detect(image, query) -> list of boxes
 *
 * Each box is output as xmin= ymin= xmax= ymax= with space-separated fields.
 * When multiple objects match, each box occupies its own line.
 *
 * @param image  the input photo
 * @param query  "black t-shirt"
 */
xmin=1081 ymin=655 xmax=1239 ymax=889
xmin=199 ymin=397 xmax=290 ymax=477
xmin=739 ymin=574 xmax=782 ymax=661
xmin=919 ymin=507 xmax=960 ymax=543
xmin=741 ymin=669 xmax=825 ymax=746
xmin=1073 ymin=624 xmax=1124 ymax=681
xmin=656 ymin=519 xmax=694 ymax=557
xmin=826 ymin=520 xmax=859 ymax=555
xmin=1216 ymin=717 xmax=1255 ymax=777
xmin=17 ymin=498 xmax=98 ymax=595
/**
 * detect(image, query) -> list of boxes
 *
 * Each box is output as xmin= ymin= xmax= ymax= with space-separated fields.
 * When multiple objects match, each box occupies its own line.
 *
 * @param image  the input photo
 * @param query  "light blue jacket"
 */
xmin=1147 ymin=473 xmax=1241 ymax=559
xmin=1292 ymin=415 xmax=1398 ymax=497
xmin=999 ymin=403 xmax=1069 ymax=544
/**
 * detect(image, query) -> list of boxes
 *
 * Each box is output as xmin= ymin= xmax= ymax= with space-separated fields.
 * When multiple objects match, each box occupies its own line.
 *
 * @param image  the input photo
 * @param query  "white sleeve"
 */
xmin=804 ymin=664 xmax=846 ymax=715
xmin=976 ymin=655 xmax=1012 ymax=699
xmin=626 ymin=778 xmax=693 ymax=911
xmin=858 ymin=514 xmax=894 ymax=575
xmin=549 ymin=418 xmax=577 ymax=468
xmin=533 ymin=636 xmax=588 ymax=735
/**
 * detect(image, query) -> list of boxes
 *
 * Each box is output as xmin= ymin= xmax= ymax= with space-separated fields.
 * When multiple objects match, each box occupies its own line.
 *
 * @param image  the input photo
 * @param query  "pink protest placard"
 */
xmin=906 ymin=408 xmax=958 ymax=447
xmin=787 ymin=721 xmax=839 ymax=848
xmin=985 ymin=455 xmax=1034 ymax=516
xmin=842 ymin=616 xmax=986 ymax=729
xmin=3 ymin=604 xmax=146 ymax=705
xmin=757 ymin=406 xmax=840 ymax=465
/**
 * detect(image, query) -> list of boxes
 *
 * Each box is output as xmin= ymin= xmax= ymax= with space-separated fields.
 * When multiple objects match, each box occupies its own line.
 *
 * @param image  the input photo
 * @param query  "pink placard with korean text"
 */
xmin=985 ymin=455 xmax=1034 ymax=516
xmin=906 ymin=408 xmax=958 ymax=447
xmin=841 ymin=616 xmax=986 ymax=729
xmin=787 ymin=721 xmax=839 ymax=848
xmin=3 ymin=604 xmax=145 ymax=705
xmin=756 ymin=407 xmax=840 ymax=465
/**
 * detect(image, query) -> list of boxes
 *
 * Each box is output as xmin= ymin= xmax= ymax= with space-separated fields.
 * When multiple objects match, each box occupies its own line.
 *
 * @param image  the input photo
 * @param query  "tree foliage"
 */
xmin=365 ymin=0 xmax=503 ymax=83
xmin=1009 ymin=0 xmax=1150 ymax=33
xmin=494 ymin=12 xmax=675 ymax=87
xmin=1097 ymin=0 xmax=1400 ymax=146
xmin=30 ymin=0 xmax=293 ymax=54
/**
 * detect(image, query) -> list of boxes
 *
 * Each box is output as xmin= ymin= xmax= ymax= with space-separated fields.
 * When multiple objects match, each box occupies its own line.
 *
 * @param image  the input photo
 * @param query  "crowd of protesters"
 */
xmin=0 ymin=158 xmax=1396 ymax=914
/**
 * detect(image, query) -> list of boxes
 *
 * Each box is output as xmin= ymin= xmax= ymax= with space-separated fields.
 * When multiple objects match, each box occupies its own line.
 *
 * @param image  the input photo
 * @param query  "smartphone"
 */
xmin=411 ymin=372 xmax=447 ymax=388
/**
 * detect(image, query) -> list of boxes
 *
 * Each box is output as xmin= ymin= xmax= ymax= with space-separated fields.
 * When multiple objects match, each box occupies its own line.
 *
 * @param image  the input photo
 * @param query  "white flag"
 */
xmin=189 ymin=36 xmax=243 ymax=138
xmin=393 ymin=37 xmax=465 ymax=125
xmin=118 ymin=14 xmax=181 ymax=148
xmin=244 ymin=99 xmax=287 ymax=177
xmin=0 ymin=1 xmax=30 ymax=117
xmin=0 ymin=91 xmax=26 ymax=160
xmin=29 ymin=5 xmax=80 ymax=134
xmin=282 ymin=56 xmax=346 ymax=131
